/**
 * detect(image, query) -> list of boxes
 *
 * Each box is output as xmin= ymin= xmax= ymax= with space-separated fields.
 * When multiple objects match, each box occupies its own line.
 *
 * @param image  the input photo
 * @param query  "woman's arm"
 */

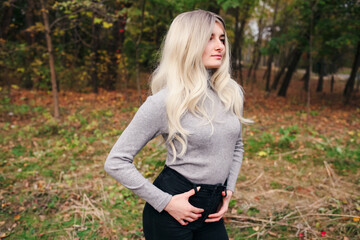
xmin=225 ymin=122 xmax=244 ymax=192
xmin=104 ymin=92 xmax=172 ymax=212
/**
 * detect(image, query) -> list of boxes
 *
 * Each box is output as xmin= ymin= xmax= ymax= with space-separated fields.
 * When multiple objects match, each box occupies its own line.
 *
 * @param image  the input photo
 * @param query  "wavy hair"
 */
xmin=151 ymin=9 xmax=251 ymax=160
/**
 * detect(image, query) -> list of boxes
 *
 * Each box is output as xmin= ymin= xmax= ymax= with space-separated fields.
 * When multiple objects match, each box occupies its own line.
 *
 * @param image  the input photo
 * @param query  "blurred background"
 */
xmin=0 ymin=0 xmax=359 ymax=239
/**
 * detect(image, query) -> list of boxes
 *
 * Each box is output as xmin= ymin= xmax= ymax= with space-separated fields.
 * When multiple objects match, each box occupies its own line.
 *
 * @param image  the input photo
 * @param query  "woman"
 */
xmin=104 ymin=9 xmax=250 ymax=240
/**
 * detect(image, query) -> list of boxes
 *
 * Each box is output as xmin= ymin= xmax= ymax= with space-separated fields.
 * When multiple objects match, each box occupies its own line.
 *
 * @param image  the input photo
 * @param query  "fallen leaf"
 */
xmin=14 ymin=214 xmax=20 ymax=221
xmin=257 ymin=151 xmax=267 ymax=157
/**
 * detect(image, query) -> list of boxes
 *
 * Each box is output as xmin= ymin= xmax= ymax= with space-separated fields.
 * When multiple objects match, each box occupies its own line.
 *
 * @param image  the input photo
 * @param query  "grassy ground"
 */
xmin=0 ymin=74 xmax=359 ymax=239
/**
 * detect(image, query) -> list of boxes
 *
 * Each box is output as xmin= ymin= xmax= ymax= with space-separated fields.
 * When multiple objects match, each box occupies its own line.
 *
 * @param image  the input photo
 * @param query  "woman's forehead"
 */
xmin=212 ymin=21 xmax=225 ymax=35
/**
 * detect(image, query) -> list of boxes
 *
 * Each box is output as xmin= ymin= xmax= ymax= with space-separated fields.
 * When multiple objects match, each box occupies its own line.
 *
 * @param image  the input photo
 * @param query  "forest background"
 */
xmin=0 ymin=0 xmax=359 ymax=239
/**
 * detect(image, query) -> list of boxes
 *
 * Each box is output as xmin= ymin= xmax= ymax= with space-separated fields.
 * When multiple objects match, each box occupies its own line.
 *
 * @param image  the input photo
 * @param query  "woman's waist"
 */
xmin=164 ymin=161 xmax=230 ymax=187
xmin=155 ymin=165 xmax=227 ymax=196
xmin=153 ymin=165 xmax=226 ymax=223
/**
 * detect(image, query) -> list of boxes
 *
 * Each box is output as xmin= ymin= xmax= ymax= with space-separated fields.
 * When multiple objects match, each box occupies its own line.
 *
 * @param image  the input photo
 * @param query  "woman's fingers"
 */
xmin=191 ymin=206 xmax=204 ymax=214
xmin=168 ymin=188 xmax=232 ymax=224
xmin=207 ymin=211 xmax=222 ymax=218
xmin=207 ymin=208 xmax=226 ymax=219
xmin=205 ymin=216 xmax=222 ymax=222
xmin=205 ymin=190 xmax=232 ymax=222
xmin=188 ymin=212 xmax=202 ymax=219
xmin=184 ymin=186 xmax=201 ymax=198
xmin=164 ymin=187 xmax=205 ymax=225
xmin=184 ymin=216 xmax=196 ymax=222
xmin=179 ymin=219 xmax=188 ymax=225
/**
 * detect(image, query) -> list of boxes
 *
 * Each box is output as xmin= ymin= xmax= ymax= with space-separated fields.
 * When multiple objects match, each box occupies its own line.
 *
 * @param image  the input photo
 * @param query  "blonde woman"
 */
xmin=105 ymin=9 xmax=249 ymax=240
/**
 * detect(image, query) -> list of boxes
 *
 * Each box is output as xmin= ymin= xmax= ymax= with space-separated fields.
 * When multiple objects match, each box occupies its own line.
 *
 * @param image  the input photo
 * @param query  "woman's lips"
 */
xmin=211 ymin=55 xmax=222 ymax=59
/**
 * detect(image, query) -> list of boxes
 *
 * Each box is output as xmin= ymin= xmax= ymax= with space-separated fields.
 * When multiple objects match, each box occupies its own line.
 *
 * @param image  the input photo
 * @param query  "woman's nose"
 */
xmin=215 ymin=40 xmax=224 ymax=51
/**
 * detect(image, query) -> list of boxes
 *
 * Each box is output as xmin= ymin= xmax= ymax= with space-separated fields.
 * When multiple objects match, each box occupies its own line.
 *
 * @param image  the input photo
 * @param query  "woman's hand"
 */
xmin=205 ymin=190 xmax=233 ymax=223
xmin=164 ymin=187 xmax=204 ymax=226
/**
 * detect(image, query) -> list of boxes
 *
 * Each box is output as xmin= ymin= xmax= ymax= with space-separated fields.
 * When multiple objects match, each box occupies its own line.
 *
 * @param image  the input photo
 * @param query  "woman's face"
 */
xmin=202 ymin=22 xmax=225 ymax=69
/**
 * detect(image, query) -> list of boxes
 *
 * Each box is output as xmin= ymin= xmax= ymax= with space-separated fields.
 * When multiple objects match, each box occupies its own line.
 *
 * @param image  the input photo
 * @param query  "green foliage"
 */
xmin=246 ymin=130 xmax=275 ymax=155
xmin=247 ymin=207 xmax=260 ymax=216
xmin=324 ymin=143 xmax=360 ymax=174
xmin=11 ymin=145 xmax=27 ymax=157
xmin=278 ymin=125 xmax=298 ymax=148
xmin=1 ymin=0 xmax=359 ymax=92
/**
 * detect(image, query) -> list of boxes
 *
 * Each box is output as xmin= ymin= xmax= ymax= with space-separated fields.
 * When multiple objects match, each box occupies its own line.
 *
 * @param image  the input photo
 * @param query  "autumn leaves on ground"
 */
xmin=1 ymin=73 xmax=359 ymax=239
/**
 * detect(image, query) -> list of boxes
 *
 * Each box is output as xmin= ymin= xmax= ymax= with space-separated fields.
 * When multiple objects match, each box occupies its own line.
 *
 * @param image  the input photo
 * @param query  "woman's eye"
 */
xmin=220 ymin=38 xmax=225 ymax=44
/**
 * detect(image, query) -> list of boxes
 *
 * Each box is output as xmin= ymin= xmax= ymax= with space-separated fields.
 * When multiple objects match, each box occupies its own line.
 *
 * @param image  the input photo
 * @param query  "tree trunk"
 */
xmin=135 ymin=0 xmax=146 ymax=105
xmin=316 ymin=58 xmax=324 ymax=92
xmin=108 ymin=12 xmax=127 ymax=90
xmin=271 ymin=48 xmax=295 ymax=90
xmin=248 ymin=2 xmax=265 ymax=84
xmin=344 ymin=41 xmax=360 ymax=103
xmin=271 ymin=62 xmax=286 ymax=90
xmin=232 ymin=3 xmax=251 ymax=85
xmin=232 ymin=7 xmax=241 ymax=84
xmin=263 ymin=0 xmax=279 ymax=92
xmin=40 ymin=0 xmax=60 ymax=120
xmin=302 ymin=52 xmax=310 ymax=91
xmin=91 ymin=20 xmax=101 ymax=93
xmin=23 ymin=0 xmax=36 ymax=89
xmin=0 ymin=1 xmax=14 ymax=39
xmin=264 ymin=55 xmax=273 ymax=92
xmin=251 ymin=51 xmax=262 ymax=84
xmin=278 ymin=48 xmax=303 ymax=97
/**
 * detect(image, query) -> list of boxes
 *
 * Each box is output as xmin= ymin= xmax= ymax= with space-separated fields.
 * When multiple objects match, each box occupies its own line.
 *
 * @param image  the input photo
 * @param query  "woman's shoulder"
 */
xmin=146 ymin=88 xmax=168 ymax=106
xmin=140 ymin=88 xmax=168 ymax=113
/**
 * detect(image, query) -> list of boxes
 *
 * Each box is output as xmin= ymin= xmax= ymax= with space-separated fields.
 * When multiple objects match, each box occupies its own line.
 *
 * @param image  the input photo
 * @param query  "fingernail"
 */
xmin=197 ymin=186 xmax=201 ymax=191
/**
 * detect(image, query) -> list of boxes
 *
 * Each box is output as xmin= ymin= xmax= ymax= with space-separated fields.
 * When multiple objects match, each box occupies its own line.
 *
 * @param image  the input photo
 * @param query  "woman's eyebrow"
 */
xmin=210 ymin=33 xmax=225 ymax=38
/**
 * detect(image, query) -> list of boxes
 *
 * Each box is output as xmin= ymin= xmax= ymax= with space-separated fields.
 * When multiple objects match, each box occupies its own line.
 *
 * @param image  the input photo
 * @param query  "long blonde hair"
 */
xmin=151 ymin=10 xmax=251 ymax=160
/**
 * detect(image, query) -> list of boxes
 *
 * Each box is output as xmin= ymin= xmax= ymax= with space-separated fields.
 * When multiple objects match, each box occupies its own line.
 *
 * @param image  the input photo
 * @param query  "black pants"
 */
xmin=143 ymin=166 xmax=229 ymax=240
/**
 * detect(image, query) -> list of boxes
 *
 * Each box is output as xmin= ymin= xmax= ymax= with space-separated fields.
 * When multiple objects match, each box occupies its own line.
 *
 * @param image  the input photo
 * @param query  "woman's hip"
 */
xmin=150 ymin=165 xmax=226 ymax=222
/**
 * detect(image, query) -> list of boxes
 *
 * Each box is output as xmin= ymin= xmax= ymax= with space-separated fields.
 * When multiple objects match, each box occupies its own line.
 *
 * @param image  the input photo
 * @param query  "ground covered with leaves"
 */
xmin=1 ymin=77 xmax=359 ymax=239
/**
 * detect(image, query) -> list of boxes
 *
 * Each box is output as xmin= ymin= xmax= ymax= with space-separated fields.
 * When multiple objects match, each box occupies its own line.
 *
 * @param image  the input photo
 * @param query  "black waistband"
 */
xmin=163 ymin=165 xmax=228 ymax=196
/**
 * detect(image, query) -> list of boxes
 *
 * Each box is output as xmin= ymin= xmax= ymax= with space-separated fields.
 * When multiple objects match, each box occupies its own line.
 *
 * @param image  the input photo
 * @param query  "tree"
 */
xmin=344 ymin=42 xmax=360 ymax=103
xmin=341 ymin=1 xmax=360 ymax=103
xmin=263 ymin=0 xmax=280 ymax=92
xmin=218 ymin=0 xmax=258 ymax=85
xmin=277 ymin=0 xmax=319 ymax=97
xmin=247 ymin=1 xmax=267 ymax=85
xmin=40 ymin=0 xmax=59 ymax=119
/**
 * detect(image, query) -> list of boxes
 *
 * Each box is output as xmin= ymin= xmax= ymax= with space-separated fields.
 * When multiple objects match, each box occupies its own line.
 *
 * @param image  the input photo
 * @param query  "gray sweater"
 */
xmin=104 ymin=87 xmax=244 ymax=212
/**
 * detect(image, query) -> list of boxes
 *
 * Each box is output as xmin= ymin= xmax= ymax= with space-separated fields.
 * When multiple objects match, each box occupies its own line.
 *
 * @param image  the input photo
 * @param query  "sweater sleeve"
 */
xmin=104 ymin=93 xmax=172 ymax=212
xmin=226 ymin=122 xmax=244 ymax=192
